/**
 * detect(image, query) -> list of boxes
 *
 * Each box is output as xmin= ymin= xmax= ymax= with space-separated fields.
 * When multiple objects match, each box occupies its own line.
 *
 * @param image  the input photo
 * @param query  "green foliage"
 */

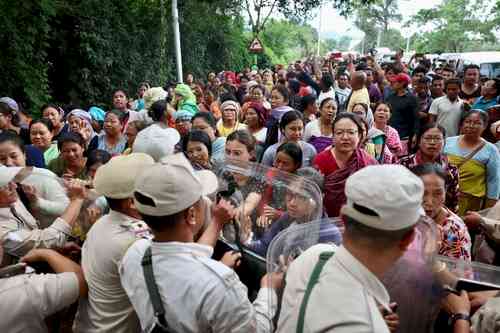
xmin=353 ymin=0 xmax=403 ymax=50
xmin=259 ymin=19 xmax=319 ymax=64
xmin=0 ymin=1 xmax=56 ymax=112
xmin=0 ymin=0 xmax=255 ymax=113
xmin=0 ymin=0 xmax=376 ymax=113
xmin=409 ymin=0 xmax=499 ymax=53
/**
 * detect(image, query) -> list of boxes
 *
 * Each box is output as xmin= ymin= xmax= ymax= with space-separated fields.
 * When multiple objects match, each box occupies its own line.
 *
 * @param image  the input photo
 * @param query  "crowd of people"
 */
xmin=1 ymin=51 xmax=500 ymax=332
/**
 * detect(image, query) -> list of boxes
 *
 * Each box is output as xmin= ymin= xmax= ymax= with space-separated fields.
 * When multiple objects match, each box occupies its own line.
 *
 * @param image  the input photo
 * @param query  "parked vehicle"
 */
xmin=456 ymin=52 xmax=500 ymax=79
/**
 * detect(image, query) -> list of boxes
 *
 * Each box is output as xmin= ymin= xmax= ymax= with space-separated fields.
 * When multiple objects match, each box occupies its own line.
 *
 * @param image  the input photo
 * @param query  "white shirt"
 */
xmin=23 ymin=168 xmax=69 ymax=228
xmin=318 ymin=88 xmax=336 ymax=106
xmin=253 ymin=127 xmax=268 ymax=144
xmin=304 ymin=119 xmax=334 ymax=143
xmin=0 ymin=272 xmax=79 ymax=333
xmin=120 ymin=239 xmax=277 ymax=333
xmin=74 ymin=210 xmax=150 ymax=333
xmin=429 ymin=96 xmax=464 ymax=137
xmin=277 ymin=244 xmax=391 ymax=333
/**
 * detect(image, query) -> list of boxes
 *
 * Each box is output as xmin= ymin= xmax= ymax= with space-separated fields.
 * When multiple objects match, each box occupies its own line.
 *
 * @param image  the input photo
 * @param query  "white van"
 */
xmin=457 ymin=52 xmax=500 ymax=78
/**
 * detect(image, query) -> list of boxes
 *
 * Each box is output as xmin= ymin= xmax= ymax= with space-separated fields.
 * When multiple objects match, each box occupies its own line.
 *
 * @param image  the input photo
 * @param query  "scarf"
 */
xmin=324 ymin=148 xmax=377 ymax=217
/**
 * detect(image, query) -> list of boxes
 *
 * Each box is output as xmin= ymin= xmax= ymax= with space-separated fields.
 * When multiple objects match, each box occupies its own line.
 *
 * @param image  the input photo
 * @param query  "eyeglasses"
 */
xmin=286 ymin=191 xmax=309 ymax=202
xmin=334 ymin=130 xmax=358 ymax=137
xmin=421 ymin=136 xmax=443 ymax=143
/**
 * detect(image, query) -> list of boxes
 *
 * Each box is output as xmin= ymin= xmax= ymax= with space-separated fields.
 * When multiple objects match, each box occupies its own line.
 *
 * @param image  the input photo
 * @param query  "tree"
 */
xmin=409 ymin=0 xmax=498 ymax=53
xmin=259 ymin=19 xmax=319 ymax=64
xmin=242 ymin=0 xmax=373 ymax=36
xmin=353 ymin=0 xmax=401 ymax=49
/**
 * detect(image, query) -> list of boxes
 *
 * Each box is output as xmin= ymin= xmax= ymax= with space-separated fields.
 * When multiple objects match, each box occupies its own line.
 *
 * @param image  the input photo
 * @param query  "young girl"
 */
xmin=262 ymin=110 xmax=317 ymax=167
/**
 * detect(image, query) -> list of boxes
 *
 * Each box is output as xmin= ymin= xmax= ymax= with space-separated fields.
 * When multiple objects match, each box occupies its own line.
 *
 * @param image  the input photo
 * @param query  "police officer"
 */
xmin=0 ymin=166 xmax=87 ymax=263
xmin=120 ymin=153 xmax=282 ymax=332
xmin=73 ymin=153 xmax=155 ymax=332
xmin=277 ymin=165 xmax=425 ymax=333
xmin=0 ymin=241 xmax=87 ymax=332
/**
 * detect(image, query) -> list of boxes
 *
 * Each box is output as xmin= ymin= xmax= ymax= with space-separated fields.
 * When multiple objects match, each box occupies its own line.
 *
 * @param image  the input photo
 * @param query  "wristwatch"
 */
xmin=448 ymin=313 xmax=471 ymax=326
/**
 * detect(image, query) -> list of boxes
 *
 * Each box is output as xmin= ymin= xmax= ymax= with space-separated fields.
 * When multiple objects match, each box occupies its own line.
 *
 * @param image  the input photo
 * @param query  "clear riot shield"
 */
xmin=382 ymin=216 xmax=441 ymax=333
xmin=266 ymin=214 xmax=441 ymax=333
xmin=265 ymin=218 xmax=344 ymax=329
xmin=435 ymin=255 xmax=500 ymax=290
xmin=215 ymin=158 xmax=324 ymax=254
xmin=213 ymin=158 xmax=324 ymax=301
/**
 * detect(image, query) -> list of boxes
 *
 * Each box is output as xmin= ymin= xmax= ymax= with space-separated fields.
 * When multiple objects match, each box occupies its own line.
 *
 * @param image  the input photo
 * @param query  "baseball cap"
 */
xmin=390 ymin=73 xmax=411 ymax=85
xmin=94 ymin=153 xmax=154 ymax=199
xmin=134 ymin=153 xmax=218 ymax=217
xmin=132 ymin=124 xmax=180 ymax=162
xmin=340 ymin=165 xmax=425 ymax=231
xmin=0 ymin=166 xmax=32 ymax=187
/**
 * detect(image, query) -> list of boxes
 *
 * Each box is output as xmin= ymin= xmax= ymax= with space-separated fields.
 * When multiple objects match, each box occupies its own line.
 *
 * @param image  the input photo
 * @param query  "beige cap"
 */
xmin=340 ymin=165 xmax=425 ymax=231
xmin=134 ymin=153 xmax=218 ymax=216
xmin=0 ymin=166 xmax=32 ymax=187
xmin=132 ymin=124 xmax=180 ymax=162
xmin=94 ymin=153 xmax=154 ymax=199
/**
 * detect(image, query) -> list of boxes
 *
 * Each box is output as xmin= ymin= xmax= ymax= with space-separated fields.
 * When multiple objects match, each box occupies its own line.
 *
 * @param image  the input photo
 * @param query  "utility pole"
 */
xmin=159 ymin=0 xmax=166 ymax=80
xmin=172 ymin=0 xmax=183 ymax=83
xmin=316 ymin=1 xmax=323 ymax=57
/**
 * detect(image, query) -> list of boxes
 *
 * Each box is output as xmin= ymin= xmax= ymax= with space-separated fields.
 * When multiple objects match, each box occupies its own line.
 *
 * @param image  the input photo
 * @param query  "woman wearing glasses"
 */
xmin=313 ymin=113 xmax=377 ymax=217
xmin=444 ymin=110 xmax=500 ymax=215
xmin=400 ymin=123 xmax=460 ymax=213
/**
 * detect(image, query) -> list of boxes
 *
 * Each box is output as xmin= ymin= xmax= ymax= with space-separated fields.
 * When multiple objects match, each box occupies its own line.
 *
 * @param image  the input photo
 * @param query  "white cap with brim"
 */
xmin=132 ymin=125 xmax=180 ymax=162
xmin=0 ymin=166 xmax=33 ymax=187
xmin=340 ymin=165 xmax=425 ymax=231
xmin=93 ymin=153 xmax=155 ymax=199
xmin=134 ymin=153 xmax=218 ymax=217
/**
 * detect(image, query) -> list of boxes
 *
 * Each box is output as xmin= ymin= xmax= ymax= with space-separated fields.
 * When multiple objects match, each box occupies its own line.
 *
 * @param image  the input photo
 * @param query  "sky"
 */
xmin=309 ymin=0 xmax=443 ymax=42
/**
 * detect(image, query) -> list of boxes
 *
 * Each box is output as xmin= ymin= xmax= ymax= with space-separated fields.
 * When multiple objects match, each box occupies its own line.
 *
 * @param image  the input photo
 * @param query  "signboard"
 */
xmin=248 ymin=37 xmax=264 ymax=53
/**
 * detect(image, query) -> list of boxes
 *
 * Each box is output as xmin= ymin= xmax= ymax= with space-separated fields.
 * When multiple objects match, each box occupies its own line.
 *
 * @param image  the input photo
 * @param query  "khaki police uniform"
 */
xmin=120 ymin=238 xmax=277 ymax=333
xmin=277 ymin=244 xmax=391 ymax=333
xmin=73 ymin=210 xmax=150 ymax=333
xmin=0 ymin=201 xmax=72 ymax=262
xmin=0 ymin=271 xmax=79 ymax=333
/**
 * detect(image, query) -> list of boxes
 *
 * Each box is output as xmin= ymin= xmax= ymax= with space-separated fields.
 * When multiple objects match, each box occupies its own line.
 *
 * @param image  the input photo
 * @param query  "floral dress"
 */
xmin=437 ymin=208 xmax=472 ymax=261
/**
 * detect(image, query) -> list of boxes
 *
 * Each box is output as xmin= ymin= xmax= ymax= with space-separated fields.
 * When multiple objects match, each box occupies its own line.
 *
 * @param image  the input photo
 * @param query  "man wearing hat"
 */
xmin=73 ymin=153 xmax=155 ymax=333
xmin=277 ymin=165 xmax=424 ymax=333
xmin=387 ymin=72 xmax=419 ymax=153
xmin=120 ymin=153 xmax=282 ymax=332
xmin=0 ymin=166 xmax=87 ymax=263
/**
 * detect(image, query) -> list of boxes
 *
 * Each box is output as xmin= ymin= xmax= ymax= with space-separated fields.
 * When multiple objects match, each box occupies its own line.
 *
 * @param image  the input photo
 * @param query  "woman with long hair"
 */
xmin=304 ymin=97 xmax=336 ymax=153
xmin=262 ymin=110 xmax=317 ymax=167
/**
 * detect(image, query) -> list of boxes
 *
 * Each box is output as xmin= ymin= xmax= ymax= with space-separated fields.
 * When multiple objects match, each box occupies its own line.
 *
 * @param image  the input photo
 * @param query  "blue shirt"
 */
xmin=247 ymin=215 xmax=341 ymax=256
xmin=472 ymin=97 xmax=498 ymax=111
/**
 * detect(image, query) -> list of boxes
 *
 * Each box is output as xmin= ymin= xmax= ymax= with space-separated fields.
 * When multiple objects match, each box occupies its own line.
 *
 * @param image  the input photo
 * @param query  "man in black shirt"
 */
xmin=387 ymin=73 xmax=419 ymax=154
xmin=459 ymin=64 xmax=481 ymax=104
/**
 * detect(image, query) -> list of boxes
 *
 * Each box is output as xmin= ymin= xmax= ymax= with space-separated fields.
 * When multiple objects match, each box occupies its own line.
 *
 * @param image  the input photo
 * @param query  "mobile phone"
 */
xmin=456 ymin=278 xmax=500 ymax=292
xmin=0 ymin=263 xmax=27 ymax=278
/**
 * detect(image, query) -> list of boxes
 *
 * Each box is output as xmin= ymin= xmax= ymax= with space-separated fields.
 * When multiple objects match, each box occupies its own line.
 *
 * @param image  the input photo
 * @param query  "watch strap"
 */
xmin=448 ymin=313 xmax=471 ymax=326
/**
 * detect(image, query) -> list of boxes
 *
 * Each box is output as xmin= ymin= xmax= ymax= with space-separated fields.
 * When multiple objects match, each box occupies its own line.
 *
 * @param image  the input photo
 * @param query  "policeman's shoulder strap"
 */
xmin=296 ymin=251 xmax=335 ymax=333
xmin=141 ymin=246 xmax=172 ymax=333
